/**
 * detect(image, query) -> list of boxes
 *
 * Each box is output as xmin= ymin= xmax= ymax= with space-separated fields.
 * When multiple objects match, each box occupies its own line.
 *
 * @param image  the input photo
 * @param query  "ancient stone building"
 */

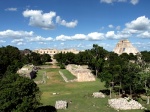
xmin=113 ymin=39 xmax=139 ymax=55
xmin=33 ymin=48 xmax=79 ymax=57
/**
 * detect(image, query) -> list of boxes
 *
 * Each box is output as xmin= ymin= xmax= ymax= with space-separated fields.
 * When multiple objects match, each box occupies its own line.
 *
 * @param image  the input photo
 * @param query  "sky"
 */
xmin=0 ymin=0 xmax=150 ymax=51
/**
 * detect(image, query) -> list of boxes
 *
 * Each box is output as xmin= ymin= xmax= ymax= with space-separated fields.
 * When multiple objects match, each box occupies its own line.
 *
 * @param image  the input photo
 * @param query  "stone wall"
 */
xmin=66 ymin=64 xmax=95 ymax=82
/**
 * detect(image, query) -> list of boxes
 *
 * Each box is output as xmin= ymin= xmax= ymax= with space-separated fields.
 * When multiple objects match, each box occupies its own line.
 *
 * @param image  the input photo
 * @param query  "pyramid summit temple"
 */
xmin=113 ymin=39 xmax=139 ymax=55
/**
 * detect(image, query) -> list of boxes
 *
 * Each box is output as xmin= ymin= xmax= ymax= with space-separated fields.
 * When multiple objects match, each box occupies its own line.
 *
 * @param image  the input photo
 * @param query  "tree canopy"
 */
xmin=0 ymin=73 xmax=41 ymax=112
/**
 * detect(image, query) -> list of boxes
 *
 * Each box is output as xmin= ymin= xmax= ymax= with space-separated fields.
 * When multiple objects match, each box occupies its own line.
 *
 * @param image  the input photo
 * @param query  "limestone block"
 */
xmin=55 ymin=100 xmax=67 ymax=109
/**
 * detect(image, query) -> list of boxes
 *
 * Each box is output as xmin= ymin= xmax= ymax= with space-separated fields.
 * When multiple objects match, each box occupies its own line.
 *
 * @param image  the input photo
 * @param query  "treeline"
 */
xmin=0 ymin=45 xmax=52 ymax=79
xmin=0 ymin=45 xmax=52 ymax=111
xmin=54 ymin=44 xmax=150 ymax=103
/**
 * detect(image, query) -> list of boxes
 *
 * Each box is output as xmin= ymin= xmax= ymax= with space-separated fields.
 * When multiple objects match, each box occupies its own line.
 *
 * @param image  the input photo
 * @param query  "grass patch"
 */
xmin=59 ymin=69 xmax=76 ymax=80
xmin=33 ymin=69 xmax=45 ymax=81
xmin=35 ymin=67 xmax=149 ymax=112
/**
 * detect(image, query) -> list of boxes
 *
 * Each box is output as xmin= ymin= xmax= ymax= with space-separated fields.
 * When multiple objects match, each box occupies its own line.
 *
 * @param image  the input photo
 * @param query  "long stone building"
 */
xmin=113 ymin=39 xmax=139 ymax=55
xmin=33 ymin=48 xmax=79 ymax=57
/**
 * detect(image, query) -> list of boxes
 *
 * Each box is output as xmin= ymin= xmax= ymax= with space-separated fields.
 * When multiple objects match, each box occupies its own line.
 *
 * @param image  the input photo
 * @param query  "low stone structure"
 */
xmin=108 ymin=98 xmax=145 ymax=110
xmin=92 ymin=92 xmax=105 ymax=98
xmin=66 ymin=64 xmax=95 ymax=82
xmin=55 ymin=100 xmax=67 ymax=109
xmin=17 ymin=64 xmax=37 ymax=79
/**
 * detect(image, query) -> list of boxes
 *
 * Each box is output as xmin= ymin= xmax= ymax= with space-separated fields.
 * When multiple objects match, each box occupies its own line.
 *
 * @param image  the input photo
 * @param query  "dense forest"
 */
xmin=0 ymin=45 xmax=150 ymax=111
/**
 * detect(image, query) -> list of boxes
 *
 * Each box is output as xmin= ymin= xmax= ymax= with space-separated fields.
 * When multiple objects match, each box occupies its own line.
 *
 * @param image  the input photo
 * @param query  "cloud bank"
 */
xmin=23 ymin=10 xmax=78 ymax=30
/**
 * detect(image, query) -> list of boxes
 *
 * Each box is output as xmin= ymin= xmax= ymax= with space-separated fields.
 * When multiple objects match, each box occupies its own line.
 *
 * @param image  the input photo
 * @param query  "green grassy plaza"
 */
xmin=35 ymin=67 xmax=149 ymax=112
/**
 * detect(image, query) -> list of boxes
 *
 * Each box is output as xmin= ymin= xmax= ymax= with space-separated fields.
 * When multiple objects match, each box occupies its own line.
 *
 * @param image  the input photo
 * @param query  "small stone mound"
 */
xmin=108 ymin=98 xmax=145 ymax=110
xmin=92 ymin=92 xmax=105 ymax=98
xmin=55 ymin=100 xmax=67 ymax=109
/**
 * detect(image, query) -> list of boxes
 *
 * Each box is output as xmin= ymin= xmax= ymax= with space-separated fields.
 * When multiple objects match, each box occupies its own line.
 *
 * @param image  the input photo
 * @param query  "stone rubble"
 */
xmin=55 ymin=100 xmax=67 ymax=109
xmin=92 ymin=92 xmax=105 ymax=98
xmin=108 ymin=98 xmax=145 ymax=110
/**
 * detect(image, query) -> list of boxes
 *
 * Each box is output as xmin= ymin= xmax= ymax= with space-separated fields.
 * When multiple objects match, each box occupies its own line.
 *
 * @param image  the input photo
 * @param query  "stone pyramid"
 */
xmin=113 ymin=39 xmax=139 ymax=55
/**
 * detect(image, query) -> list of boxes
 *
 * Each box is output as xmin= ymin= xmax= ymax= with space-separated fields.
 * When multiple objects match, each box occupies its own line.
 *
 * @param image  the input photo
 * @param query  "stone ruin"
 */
xmin=66 ymin=64 xmax=95 ymax=82
xmin=55 ymin=100 xmax=67 ymax=109
xmin=17 ymin=64 xmax=37 ymax=79
xmin=113 ymin=39 xmax=139 ymax=55
xmin=92 ymin=92 xmax=105 ymax=98
xmin=108 ymin=98 xmax=145 ymax=110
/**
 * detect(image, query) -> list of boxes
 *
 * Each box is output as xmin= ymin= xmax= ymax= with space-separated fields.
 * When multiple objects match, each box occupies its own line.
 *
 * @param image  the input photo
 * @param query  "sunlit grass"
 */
xmin=35 ymin=67 xmax=149 ymax=112
xmin=59 ymin=69 xmax=76 ymax=80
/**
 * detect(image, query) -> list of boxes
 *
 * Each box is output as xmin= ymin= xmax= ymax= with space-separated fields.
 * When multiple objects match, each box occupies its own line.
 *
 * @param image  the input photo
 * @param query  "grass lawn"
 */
xmin=35 ymin=67 xmax=149 ymax=112
xmin=59 ymin=69 xmax=76 ymax=80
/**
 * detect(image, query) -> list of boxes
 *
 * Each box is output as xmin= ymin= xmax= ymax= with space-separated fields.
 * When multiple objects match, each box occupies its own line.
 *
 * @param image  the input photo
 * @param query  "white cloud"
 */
xmin=0 ymin=40 xmax=6 ymax=43
xmin=17 ymin=42 xmax=26 ymax=46
xmin=137 ymin=31 xmax=150 ymax=38
xmin=100 ymin=0 xmax=115 ymax=4
xmin=5 ymin=8 xmax=17 ymax=11
xmin=116 ymin=26 xmax=121 ymax=30
xmin=28 ymin=36 xmax=53 ymax=42
xmin=130 ymin=0 xmax=139 ymax=5
xmin=56 ymin=16 xmax=78 ymax=28
xmin=0 ymin=30 xmax=34 ymax=38
xmin=106 ymin=31 xmax=116 ymax=38
xmin=11 ymin=39 xmax=24 ymax=43
xmin=23 ymin=10 xmax=56 ymax=30
xmin=100 ymin=0 xmax=139 ymax=5
xmin=106 ymin=30 xmax=131 ymax=39
xmin=11 ymin=39 xmax=26 ymax=46
xmin=56 ymin=32 xmax=104 ymax=41
xmin=56 ymin=35 xmax=71 ymax=41
xmin=108 ymin=24 xmax=114 ymax=28
xmin=88 ymin=32 xmax=104 ymax=40
xmin=122 ymin=16 xmax=150 ymax=38
xmin=39 ymin=42 xmax=47 ymax=44
xmin=72 ymin=34 xmax=87 ymax=40
xmin=61 ymin=42 xmax=64 ymax=45
xmin=125 ymin=16 xmax=150 ymax=32
xmin=23 ymin=10 xmax=78 ymax=29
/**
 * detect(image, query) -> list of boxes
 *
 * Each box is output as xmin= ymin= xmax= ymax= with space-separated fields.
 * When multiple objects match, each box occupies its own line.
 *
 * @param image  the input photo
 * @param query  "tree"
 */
xmin=0 ymin=46 xmax=23 ymax=78
xmin=88 ymin=44 xmax=107 ymax=77
xmin=0 ymin=73 xmax=41 ymax=112
xmin=41 ymin=54 xmax=52 ymax=64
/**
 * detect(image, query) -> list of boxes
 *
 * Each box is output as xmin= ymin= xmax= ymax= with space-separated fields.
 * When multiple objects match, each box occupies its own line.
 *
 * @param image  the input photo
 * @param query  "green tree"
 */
xmin=0 ymin=73 xmax=41 ymax=112
xmin=88 ymin=44 xmax=107 ymax=77
xmin=0 ymin=46 xmax=23 ymax=78
xmin=41 ymin=54 xmax=52 ymax=64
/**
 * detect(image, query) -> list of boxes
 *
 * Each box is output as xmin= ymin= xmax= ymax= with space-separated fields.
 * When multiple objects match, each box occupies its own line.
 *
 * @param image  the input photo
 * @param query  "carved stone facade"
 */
xmin=33 ymin=48 xmax=79 ymax=57
xmin=113 ymin=39 xmax=139 ymax=55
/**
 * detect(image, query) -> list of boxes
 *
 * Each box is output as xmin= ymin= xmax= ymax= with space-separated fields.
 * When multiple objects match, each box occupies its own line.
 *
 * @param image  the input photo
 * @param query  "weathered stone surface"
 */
xmin=66 ymin=64 xmax=95 ymax=82
xmin=55 ymin=100 xmax=67 ymax=109
xmin=113 ymin=39 xmax=139 ymax=55
xmin=92 ymin=92 xmax=105 ymax=98
xmin=108 ymin=98 xmax=145 ymax=110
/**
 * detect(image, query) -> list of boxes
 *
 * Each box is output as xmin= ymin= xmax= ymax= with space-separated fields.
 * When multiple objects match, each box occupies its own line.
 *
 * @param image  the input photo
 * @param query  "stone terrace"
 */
xmin=66 ymin=64 xmax=95 ymax=82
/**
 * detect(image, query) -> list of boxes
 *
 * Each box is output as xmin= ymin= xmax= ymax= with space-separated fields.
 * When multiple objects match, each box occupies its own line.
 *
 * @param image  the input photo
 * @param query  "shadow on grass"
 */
xmin=35 ymin=105 xmax=57 ymax=112
xmin=144 ymin=110 xmax=150 ymax=112
xmin=99 ymin=89 xmax=110 ymax=95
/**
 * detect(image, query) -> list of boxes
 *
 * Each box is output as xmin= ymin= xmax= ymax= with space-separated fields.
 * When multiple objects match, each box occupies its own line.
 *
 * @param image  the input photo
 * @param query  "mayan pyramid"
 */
xmin=113 ymin=39 xmax=139 ymax=55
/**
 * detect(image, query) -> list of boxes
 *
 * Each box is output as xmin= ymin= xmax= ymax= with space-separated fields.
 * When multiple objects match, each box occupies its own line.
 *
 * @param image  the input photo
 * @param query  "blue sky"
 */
xmin=0 ymin=0 xmax=150 ymax=51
